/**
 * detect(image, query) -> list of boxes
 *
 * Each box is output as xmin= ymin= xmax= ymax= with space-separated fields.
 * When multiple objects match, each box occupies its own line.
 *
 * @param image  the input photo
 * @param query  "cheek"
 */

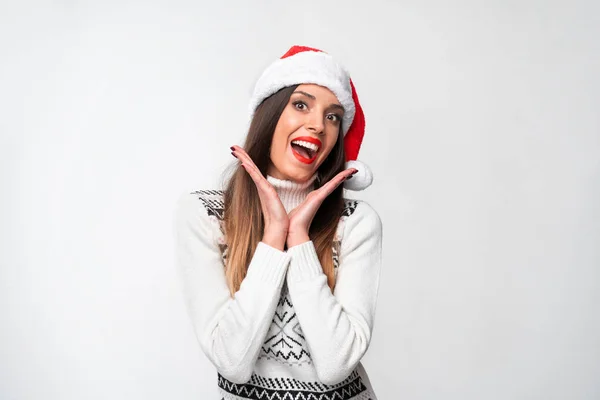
xmin=271 ymin=108 xmax=302 ymax=150
xmin=277 ymin=107 xmax=303 ymax=131
xmin=269 ymin=127 xmax=290 ymax=164
xmin=323 ymin=133 xmax=340 ymax=156
xmin=271 ymin=127 xmax=288 ymax=153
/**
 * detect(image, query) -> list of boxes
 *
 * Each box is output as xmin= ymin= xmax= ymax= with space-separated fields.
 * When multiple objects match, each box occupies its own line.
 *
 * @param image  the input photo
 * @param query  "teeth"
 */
xmin=292 ymin=140 xmax=320 ymax=153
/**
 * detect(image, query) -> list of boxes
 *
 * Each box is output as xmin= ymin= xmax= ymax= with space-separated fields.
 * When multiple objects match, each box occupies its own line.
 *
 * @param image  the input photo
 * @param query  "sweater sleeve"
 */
xmin=173 ymin=192 xmax=291 ymax=384
xmin=285 ymin=200 xmax=383 ymax=385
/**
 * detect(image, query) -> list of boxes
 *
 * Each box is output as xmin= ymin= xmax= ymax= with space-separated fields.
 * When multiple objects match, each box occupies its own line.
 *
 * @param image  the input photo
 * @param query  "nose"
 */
xmin=305 ymin=112 xmax=325 ymax=135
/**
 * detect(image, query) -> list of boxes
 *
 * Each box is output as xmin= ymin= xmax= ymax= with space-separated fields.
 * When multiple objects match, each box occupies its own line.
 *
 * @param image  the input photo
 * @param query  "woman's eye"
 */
xmin=293 ymin=101 xmax=307 ymax=110
xmin=327 ymin=114 xmax=342 ymax=123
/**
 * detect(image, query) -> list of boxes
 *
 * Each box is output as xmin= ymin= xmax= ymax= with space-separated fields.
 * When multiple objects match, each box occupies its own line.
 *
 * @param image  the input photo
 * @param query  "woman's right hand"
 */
xmin=231 ymin=145 xmax=289 ymax=251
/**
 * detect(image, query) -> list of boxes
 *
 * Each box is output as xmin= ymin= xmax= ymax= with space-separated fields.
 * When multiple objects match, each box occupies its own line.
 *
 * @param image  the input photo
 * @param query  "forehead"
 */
xmin=295 ymin=84 xmax=340 ymax=103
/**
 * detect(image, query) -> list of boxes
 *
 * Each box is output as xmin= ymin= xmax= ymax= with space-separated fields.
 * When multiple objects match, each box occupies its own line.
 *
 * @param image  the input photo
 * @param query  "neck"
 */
xmin=266 ymin=173 xmax=318 ymax=213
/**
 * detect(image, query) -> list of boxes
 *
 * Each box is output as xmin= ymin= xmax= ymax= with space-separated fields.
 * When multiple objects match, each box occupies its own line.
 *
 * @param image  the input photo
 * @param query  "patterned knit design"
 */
xmin=259 ymin=280 xmax=312 ymax=366
xmin=217 ymin=368 xmax=375 ymax=400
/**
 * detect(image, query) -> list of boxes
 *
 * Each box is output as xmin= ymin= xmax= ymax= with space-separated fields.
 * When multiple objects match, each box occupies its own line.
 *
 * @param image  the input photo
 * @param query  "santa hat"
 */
xmin=248 ymin=45 xmax=373 ymax=191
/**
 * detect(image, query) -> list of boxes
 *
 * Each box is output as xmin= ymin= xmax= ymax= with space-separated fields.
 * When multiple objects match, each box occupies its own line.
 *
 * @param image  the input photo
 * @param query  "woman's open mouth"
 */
xmin=290 ymin=136 xmax=321 ymax=164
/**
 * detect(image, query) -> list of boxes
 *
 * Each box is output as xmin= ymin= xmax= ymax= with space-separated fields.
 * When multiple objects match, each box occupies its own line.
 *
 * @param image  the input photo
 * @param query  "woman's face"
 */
xmin=267 ymin=83 xmax=343 ymax=182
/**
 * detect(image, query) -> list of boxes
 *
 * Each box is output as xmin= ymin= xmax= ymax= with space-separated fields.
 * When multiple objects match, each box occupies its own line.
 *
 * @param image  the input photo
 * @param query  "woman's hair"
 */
xmin=220 ymin=84 xmax=347 ymax=297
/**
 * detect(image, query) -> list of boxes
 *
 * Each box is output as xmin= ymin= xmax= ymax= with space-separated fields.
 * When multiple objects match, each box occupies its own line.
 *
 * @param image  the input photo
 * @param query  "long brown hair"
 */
xmin=220 ymin=85 xmax=347 ymax=297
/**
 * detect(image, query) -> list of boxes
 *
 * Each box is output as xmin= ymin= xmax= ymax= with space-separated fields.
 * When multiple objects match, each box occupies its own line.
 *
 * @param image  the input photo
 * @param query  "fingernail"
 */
xmin=230 ymin=146 xmax=235 ymax=151
xmin=231 ymin=152 xmax=237 ymax=158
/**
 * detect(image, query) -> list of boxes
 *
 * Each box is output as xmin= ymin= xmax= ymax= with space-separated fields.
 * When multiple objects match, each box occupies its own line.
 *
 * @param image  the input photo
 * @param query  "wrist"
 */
xmin=262 ymin=235 xmax=286 ymax=251
xmin=286 ymin=232 xmax=310 ymax=248
xmin=264 ymin=222 xmax=289 ymax=236
xmin=262 ymin=227 xmax=287 ymax=251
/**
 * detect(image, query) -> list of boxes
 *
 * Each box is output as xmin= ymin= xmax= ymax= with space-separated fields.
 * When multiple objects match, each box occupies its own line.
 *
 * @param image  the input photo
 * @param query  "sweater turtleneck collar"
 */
xmin=266 ymin=173 xmax=318 ymax=213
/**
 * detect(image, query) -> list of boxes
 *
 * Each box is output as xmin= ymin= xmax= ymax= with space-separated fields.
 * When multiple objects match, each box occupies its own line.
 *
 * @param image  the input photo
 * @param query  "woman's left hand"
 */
xmin=286 ymin=168 xmax=357 ymax=248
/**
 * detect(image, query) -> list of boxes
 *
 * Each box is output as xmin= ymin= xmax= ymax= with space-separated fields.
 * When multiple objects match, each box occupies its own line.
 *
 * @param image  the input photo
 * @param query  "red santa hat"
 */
xmin=248 ymin=45 xmax=373 ymax=191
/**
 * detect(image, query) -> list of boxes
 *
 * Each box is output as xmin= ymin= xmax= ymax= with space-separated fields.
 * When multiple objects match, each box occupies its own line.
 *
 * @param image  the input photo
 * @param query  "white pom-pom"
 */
xmin=343 ymin=160 xmax=373 ymax=191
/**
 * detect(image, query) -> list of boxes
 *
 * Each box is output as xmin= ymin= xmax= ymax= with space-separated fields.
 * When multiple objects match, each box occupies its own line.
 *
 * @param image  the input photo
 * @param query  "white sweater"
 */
xmin=173 ymin=173 xmax=383 ymax=400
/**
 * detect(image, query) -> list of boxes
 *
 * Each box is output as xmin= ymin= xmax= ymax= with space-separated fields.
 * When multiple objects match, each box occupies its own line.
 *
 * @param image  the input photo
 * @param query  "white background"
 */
xmin=1 ymin=0 xmax=599 ymax=399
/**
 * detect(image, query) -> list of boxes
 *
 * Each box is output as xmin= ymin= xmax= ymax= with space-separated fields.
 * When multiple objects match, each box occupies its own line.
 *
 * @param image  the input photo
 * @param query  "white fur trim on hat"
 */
xmin=248 ymin=51 xmax=356 ymax=136
xmin=343 ymin=159 xmax=373 ymax=191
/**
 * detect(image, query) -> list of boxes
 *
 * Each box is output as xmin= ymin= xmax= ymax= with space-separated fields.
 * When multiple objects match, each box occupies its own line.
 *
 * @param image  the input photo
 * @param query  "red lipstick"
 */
xmin=291 ymin=136 xmax=322 ymax=147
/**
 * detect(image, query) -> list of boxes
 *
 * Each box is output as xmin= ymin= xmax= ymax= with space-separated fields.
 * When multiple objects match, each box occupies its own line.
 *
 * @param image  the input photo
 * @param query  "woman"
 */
xmin=174 ymin=45 xmax=383 ymax=399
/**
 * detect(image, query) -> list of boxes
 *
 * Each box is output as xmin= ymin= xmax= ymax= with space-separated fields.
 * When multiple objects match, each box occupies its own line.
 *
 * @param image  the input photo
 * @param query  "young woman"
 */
xmin=174 ymin=45 xmax=383 ymax=399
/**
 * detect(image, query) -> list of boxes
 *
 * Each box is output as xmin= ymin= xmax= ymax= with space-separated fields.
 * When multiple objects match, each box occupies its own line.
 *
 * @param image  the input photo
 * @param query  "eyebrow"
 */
xmin=292 ymin=90 xmax=345 ymax=112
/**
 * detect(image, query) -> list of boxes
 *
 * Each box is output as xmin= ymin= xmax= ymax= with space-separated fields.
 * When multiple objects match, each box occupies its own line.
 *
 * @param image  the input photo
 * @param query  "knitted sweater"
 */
xmin=173 ymin=173 xmax=383 ymax=400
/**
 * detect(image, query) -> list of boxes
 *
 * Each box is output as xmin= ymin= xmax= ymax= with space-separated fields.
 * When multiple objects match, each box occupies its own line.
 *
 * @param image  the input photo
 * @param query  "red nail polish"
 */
xmin=231 ymin=152 xmax=237 ymax=158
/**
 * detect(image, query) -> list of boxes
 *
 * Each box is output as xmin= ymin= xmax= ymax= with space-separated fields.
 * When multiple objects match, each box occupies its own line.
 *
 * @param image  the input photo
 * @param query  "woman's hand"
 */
xmin=286 ymin=168 xmax=358 ymax=248
xmin=231 ymin=145 xmax=289 ymax=251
